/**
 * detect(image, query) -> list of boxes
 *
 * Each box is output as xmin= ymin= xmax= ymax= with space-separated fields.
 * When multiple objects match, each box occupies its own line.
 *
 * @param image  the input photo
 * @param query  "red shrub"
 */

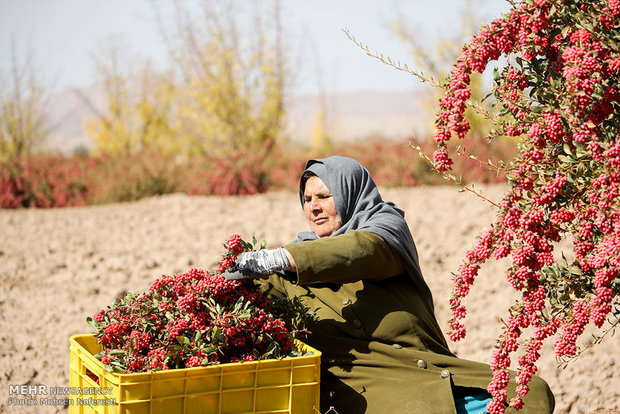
xmin=187 ymin=139 xmax=276 ymax=197
xmin=87 ymin=151 xmax=185 ymax=204
xmin=0 ymin=156 xmax=89 ymax=208
xmin=0 ymin=136 xmax=516 ymax=208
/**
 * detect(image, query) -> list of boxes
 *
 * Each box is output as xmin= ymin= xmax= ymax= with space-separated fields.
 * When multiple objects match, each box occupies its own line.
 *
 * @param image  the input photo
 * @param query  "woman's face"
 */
xmin=303 ymin=176 xmax=342 ymax=238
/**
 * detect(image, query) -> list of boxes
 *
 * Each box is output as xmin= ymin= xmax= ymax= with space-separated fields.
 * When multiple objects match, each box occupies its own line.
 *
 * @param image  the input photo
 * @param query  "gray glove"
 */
xmin=223 ymin=248 xmax=290 ymax=281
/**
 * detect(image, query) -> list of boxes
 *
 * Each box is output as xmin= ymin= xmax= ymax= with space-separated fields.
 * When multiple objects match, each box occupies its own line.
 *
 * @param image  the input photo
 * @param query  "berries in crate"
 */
xmin=69 ymin=234 xmax=320 ymax=414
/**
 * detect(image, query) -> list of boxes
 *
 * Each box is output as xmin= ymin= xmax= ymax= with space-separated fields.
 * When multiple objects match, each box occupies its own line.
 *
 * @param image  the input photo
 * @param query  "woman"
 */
xmin=224 ymin=156 xmax=554 ymax=413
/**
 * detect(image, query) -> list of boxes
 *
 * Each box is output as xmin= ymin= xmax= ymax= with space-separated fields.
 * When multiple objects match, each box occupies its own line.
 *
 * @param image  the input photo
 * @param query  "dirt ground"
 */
xmin=1 ymin=185 xmax=618 ymax=413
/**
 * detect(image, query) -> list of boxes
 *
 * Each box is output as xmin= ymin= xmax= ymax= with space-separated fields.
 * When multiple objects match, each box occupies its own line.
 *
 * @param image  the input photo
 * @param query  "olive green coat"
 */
xmin=258 ymin=230 xmax=555 ymax=414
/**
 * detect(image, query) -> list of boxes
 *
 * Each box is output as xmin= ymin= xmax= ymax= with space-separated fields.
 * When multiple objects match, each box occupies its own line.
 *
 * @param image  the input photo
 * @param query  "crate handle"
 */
xmin=83 ymin=365 xmax=101 ymax=386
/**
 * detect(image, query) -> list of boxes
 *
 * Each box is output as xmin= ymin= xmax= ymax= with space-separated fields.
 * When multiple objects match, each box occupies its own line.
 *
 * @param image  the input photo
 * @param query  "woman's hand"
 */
xmin=223 ymin=248 xmax=292 ymax=280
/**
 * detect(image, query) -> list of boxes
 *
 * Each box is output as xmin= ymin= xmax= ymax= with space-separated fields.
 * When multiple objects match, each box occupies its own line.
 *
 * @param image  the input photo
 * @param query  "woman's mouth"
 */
xmin=314 ymin=217 xmax=328 ymax=225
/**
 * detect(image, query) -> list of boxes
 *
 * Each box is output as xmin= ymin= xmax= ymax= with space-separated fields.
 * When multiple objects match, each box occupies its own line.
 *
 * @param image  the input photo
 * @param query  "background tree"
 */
xmin=134 ymin=64 xmax=176 ymax=155
xmin=309 ymin=41 xmax=333 ymax=153
xmin=157 ymin=0 xmax=288 ymax=159
xmin=389 ymin=0 xmax=498 ymax=139
xmin=81 ymin=44 xmax=175 ymax=155
xmin=0 ymin=41 xmax=53 ymax=161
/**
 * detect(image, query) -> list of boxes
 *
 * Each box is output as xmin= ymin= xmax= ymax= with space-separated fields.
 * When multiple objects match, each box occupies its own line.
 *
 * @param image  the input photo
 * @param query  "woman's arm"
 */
xmin=283 ymin=230 xmax=405 ymax=285
xmin=282 ymin=249 xmax=297 ymax=272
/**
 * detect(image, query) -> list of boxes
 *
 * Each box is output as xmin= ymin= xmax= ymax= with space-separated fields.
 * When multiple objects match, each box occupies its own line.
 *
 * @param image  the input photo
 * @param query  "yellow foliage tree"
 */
xmin=135 ymin=65 xmax=177 ymax=155
xmin=308 ymin=43 xmax=333 ymax=153
xmin=81 ymin=46 xmax=175 ymax=156
xmin=310 ymin=107 xmax=333 ymax=153
xmin=0 ymin=43 xmax=52 ymax=161
xmin=83 ymin=1 xmax=288 ymax=161
xmin=160 ymin=0 xmax=287 ymax=158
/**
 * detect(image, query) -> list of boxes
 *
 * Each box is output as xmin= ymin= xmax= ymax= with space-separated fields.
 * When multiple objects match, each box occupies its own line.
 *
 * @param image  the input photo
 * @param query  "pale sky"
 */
xmin=0 ymin=0 xmax=510 ymax=96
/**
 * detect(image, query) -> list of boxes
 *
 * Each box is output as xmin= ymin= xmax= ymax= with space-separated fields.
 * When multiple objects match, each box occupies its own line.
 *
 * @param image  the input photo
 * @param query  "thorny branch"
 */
xmin=410 ymin=141 xmax=501 ymax=208
xmin=343 ymin=29 xmax=443 ymax=88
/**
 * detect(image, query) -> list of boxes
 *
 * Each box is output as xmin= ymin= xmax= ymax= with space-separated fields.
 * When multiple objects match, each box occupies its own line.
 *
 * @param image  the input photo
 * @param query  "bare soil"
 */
xmin=1 ymin=185 xmax=617 ymax=413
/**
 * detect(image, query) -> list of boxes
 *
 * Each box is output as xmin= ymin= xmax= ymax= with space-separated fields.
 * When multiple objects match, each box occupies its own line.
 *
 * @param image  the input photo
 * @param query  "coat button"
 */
xmin=342 ymin=299 xmax=351 ymax=305
xmin=392 ymin=343 xmax=402 ymax=349
xmin=352 ymin=319 xmax=362 ymax=329
xmin=440 ymin=369 xmax=451 ymax=379
xmin=417 ymin=359 xmax=427 ymax=369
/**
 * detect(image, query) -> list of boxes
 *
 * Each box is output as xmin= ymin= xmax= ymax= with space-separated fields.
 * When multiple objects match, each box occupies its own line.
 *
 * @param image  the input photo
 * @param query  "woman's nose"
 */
xmin=310 ymin=198 xmax=321 ymax=211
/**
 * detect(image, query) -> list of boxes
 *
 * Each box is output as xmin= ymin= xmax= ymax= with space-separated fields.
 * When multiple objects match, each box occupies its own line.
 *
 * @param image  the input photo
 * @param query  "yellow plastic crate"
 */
xmin=69 ymin=334 xmax=321 ymax=414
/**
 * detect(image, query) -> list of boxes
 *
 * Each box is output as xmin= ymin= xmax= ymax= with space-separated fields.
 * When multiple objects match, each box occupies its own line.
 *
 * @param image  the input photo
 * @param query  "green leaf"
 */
xmin=558 ymin=155 xmax=575 ymax=164
xmin=262 ymin=341 xmax=280 ymax=359
xmin=145 ymin=323 xmax=157 ymax=335
xmin=493 ymin=66 xmax=500 ymax=82
xmin=575 ymin=148 xmax=588 ymax=160
xmin=86 ymin=316 xmax=99 ymax=331
xmin=561 ymin=26 xmax=571 ymax=38
xmin=212 ymin=327 xmax=221 ymax=342
xmin=498 ymin=105 xmax=511 ymax=116
xmin=516 ymin=56 xmax=524 ymax=67
xmin=176 ymin=335 xmax=190 ymax=345
xmin=581 ymin=21 xmax=594 ymax=32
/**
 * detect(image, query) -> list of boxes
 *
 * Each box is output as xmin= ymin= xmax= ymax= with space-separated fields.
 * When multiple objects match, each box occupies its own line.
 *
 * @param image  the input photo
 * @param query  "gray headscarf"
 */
xmin=295 ymin=156 xmax=435 ymax=310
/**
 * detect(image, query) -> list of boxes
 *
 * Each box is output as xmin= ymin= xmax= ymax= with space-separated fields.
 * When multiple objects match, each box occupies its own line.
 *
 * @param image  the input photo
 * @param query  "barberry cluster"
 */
xmin=88 ymin=234 xmax=306 ymax=373
xmin=426 ymin=1 xmax=619 ymax=412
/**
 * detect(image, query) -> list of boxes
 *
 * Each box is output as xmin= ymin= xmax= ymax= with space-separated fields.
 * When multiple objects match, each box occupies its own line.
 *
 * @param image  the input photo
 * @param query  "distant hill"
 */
xmin=286 ymin=89 xmax=430 ymax=145
xmin=45 ymin=87 xmax=431 ymax=154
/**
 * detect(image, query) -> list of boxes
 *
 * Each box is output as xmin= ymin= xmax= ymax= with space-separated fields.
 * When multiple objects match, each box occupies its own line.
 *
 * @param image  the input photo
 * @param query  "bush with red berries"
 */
xmin=415 ymin=0 xmax=620 ymax=412
xmin=87 ymin=234 xmax=310 ymax=373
